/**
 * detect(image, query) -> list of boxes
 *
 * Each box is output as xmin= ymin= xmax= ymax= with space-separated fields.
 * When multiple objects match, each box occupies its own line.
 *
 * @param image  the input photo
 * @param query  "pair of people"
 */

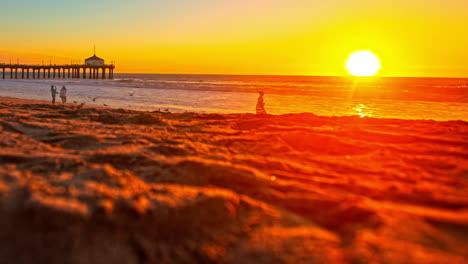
xmin=51 ymin=85 xmax=67 ymax=104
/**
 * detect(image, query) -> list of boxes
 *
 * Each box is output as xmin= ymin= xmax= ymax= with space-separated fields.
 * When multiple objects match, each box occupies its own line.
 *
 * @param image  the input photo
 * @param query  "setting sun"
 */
xmin=346 ymin=51 xmax=381 ymax=77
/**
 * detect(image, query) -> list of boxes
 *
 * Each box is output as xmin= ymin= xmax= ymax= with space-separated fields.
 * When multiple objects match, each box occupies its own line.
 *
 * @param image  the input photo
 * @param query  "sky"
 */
xmin=1 ymin=0 xmax=467 ymax=77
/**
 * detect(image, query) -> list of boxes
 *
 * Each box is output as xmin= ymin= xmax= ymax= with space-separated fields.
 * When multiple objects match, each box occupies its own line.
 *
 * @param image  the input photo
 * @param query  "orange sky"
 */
xmin=1 ymin=0 xmax=467 ymax=77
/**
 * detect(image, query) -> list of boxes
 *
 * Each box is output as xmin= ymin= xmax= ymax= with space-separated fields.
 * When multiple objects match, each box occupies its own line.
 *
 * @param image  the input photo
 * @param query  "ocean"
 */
xmin=0 ymin=73 xmax=466 ymax=121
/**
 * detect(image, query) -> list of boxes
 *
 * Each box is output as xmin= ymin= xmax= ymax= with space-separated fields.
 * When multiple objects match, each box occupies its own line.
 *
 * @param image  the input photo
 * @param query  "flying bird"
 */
xmin=128 ymin=92 xmax=135 ymax=96
xmin=103 ymin=103 xmax=108 ymax=107
xmin=73 ymin=100 xmax=78 ymax=103
xmin=92 ymin=97 xmax=99 ymax=101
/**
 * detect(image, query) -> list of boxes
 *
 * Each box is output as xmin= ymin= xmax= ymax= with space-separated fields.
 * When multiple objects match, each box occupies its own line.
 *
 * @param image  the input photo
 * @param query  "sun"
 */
xmin=346 ymin=51 xmax=381 ymax=76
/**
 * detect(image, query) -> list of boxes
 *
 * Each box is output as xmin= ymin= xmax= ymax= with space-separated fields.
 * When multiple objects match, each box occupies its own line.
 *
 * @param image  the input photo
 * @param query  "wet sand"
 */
xmin=0 ymin=96 xmax=467 ymax=263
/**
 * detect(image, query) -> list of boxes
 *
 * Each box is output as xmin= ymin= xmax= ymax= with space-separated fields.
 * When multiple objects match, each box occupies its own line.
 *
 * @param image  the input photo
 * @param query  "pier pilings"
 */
xmin=0 ymin=64 xmax=115 ymax=80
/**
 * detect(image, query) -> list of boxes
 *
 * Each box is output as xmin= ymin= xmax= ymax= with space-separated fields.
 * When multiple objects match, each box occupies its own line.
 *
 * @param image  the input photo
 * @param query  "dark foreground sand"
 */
xmin=0 ymin=96 xmax=467 ymax=263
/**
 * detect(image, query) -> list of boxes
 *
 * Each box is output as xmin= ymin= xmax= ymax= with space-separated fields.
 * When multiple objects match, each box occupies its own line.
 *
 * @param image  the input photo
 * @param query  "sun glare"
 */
xmin=346 ymin=51 xmax=380 ymax=77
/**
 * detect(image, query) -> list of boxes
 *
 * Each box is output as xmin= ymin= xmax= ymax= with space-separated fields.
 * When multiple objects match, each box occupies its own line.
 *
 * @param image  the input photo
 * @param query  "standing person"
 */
xmin=256 ymin=91 xmax=267 ymax=115
xmin=50 ymin=85 xmax=57 ymax=104
xmin=60 ymin=86 xmax=67 ymax=104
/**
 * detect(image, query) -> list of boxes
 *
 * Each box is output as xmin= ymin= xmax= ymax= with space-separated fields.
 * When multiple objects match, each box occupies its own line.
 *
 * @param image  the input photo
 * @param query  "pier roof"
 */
xmin=85 ymin=55 xmax=104 ymax=61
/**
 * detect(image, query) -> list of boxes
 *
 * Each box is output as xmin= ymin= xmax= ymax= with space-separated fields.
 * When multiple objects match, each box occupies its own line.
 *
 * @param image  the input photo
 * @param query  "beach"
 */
xmin=0 ymin=96 xmax=467 ymax=263
xmin=0 ymin=74 xmax=467 ymax=121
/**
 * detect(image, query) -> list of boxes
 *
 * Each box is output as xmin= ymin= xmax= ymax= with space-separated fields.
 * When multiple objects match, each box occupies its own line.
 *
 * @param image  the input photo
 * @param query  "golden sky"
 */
xmin=1 ymin=0 xmax=467 ymax=77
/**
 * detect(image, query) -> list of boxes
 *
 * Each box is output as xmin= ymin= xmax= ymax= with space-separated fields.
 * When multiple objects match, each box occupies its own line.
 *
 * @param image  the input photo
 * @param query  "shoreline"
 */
xmin=0 ymin=96 xmax=467 ymax=263
xmin=1 ymin=75 xmax=467 ymax=121
xmin=1 ymin=95 xmax=466 ymax=122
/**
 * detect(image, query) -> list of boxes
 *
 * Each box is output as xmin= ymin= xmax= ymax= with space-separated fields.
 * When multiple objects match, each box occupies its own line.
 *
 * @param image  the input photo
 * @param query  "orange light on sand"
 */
xmin=346 ymin=51 xmax=381 ymax=76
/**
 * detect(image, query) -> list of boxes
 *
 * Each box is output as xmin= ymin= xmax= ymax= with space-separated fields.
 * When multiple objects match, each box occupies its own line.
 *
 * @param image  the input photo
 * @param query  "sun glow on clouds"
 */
xmin=1 ymin=1 xmax=468 ymax=76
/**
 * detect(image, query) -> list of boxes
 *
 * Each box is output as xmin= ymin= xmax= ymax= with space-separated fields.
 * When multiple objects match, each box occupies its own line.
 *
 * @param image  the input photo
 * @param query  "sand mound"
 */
xmin=0 ymin=97 xmax=467 ymax=263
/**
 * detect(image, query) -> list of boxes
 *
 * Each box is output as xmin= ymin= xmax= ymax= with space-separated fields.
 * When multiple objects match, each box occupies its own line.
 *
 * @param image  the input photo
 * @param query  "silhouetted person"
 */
xmin=60 ymin=86 xmax=67 ymax=104
xmin=256 ymin=91 xmax=267 ymax=115
xmin=50 ymin=85 xmax=57 ymax=104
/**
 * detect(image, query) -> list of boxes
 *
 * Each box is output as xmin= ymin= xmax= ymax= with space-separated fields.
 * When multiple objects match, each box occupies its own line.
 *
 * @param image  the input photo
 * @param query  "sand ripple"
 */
xmin=0 ymin=97 xmax=467 ymax=263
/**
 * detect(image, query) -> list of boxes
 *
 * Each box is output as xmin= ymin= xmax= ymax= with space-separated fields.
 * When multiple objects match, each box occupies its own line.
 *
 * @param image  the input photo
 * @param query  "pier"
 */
xmin=0 ymin=63 xmax=115 ymax=80
xmin=1 ymin=49 xmax=115 ymax=80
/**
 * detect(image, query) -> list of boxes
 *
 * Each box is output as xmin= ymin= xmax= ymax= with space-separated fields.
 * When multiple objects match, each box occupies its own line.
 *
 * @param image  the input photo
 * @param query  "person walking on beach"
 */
xmin=50 ymin=85 xmax=57 ymax=104
xmin=60 ymin=86 xmax=67 ymax=104
xmin=256 ymin=91 xmax=267 ymax=115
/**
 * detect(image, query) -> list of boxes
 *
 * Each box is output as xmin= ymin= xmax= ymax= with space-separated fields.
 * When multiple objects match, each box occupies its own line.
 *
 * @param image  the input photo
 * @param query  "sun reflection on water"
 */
xmin=351 ymin=104 xmax=373 ymax=118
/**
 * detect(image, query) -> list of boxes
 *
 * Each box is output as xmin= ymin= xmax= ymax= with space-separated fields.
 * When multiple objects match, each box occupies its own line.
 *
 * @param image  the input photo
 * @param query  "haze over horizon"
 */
xmin=1 ymin=0 xmax=467 ymax=77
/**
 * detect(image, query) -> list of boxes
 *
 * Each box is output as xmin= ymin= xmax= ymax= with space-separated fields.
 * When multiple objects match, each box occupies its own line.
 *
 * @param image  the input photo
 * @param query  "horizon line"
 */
xmin=111 ymin=72 xmax=468 ymax=79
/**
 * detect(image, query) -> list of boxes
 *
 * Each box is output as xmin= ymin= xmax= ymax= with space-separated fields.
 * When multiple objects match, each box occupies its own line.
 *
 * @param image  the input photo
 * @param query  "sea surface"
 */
xmin=0 ymin=73 xmax=466 ymax=121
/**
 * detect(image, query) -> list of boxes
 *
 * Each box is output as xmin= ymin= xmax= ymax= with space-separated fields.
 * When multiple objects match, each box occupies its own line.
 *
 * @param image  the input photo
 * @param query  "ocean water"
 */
xmin=0 ymin=73 xmax=466 ymax=121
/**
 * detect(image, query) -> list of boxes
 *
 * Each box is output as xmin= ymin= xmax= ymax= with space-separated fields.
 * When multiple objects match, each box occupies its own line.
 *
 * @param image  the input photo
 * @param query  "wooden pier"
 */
xmin=0 ymin=63 xmax=115 ymax=80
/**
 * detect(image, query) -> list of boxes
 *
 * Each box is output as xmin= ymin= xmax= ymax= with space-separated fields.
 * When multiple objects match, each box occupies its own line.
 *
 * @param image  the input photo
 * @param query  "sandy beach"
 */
xmin=0 ymin=96 xmax=467 ymax=263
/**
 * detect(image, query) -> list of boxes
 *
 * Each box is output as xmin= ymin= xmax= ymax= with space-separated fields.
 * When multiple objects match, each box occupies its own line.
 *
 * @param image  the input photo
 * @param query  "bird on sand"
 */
xmin=164 ymin=108 xmax=169 ymax=112
xmin=77 ymin=102 xmax=86 ymax=109
xmin=73 ymin=100 xmax=78 ymax=103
